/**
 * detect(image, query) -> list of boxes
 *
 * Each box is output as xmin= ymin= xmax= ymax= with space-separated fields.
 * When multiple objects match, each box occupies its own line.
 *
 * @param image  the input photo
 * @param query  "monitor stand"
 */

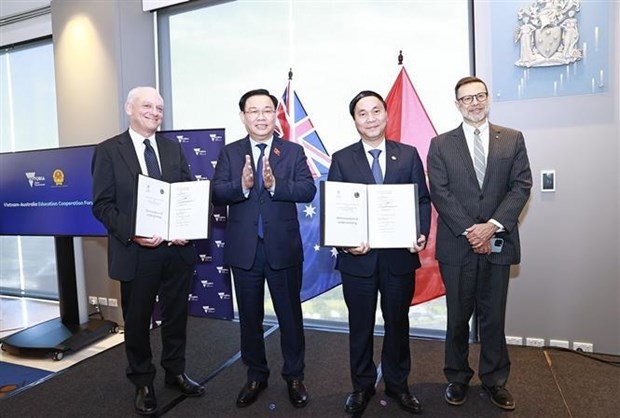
xmin=0 ymin=237 xmax=118 ymax=360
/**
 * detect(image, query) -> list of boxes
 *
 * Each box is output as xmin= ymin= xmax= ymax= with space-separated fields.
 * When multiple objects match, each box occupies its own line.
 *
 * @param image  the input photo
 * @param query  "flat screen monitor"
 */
xmin=0 ymin=145 xmax=107 ymax=236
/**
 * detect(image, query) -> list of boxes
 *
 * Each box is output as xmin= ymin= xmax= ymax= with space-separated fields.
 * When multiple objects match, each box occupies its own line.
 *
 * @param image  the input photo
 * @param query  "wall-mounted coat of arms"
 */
xmin=515 ymin=0 xmax=583 ymax=68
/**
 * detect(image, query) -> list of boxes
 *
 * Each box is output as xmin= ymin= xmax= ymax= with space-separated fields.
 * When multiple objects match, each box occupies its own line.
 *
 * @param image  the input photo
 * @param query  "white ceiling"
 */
xmin=0 ymin=0 xmax=51 ymax=18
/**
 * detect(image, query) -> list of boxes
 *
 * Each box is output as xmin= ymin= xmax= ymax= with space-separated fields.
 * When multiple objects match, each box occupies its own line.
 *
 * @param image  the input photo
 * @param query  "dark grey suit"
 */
xmin=427 ymin=123 xmax=531 ymax=387
xmin=92 ymin=130 xmax=196 ymax=387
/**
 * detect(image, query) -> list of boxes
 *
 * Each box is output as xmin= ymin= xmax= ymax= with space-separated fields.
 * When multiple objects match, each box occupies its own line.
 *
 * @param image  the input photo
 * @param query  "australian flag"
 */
xmin=276 ymin=82 xmax=341 ymax=302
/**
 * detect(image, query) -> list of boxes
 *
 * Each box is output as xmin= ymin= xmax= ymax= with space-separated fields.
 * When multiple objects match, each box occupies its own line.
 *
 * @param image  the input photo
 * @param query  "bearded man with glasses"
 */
xmin=427 ymin=76 xmax=532 ymax=411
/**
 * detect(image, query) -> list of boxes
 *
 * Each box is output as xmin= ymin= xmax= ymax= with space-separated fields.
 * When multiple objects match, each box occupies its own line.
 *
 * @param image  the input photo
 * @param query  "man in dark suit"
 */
xmin=328 ymin=91 xmax=431 ymax=415
xmin=427 ymin=76 xmax=532 ymax=411
xmin=212 ymin=89 xmax=316 ymax=409
xmin=92 ymin=87 xmax=205 ymax=416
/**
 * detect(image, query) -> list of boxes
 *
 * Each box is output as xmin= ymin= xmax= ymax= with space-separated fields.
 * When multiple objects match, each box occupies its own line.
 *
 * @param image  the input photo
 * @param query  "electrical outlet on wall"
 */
xmin=505 ymin=336 xmax=523 ymax=345
xmin=549 ymin=339 xmax=570 ymax=348
xmin=526 ymin=337 xmax=545 ymax=347
xmin=573 ymin=342 xmax=594 ymax=352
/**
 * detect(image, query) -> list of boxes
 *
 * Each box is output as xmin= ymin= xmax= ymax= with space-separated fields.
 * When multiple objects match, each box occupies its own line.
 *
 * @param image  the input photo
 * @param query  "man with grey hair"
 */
xmin=92 ymin=87 xmax=204 ymax=416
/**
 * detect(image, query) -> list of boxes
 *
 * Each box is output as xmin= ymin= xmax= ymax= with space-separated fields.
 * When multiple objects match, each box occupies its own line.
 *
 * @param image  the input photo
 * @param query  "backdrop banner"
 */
xmin=158 ymin=128 xmax=233 ymax=321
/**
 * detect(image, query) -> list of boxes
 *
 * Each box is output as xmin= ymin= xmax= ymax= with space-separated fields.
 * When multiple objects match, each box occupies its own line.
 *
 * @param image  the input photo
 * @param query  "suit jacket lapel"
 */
xmin=154 ymin=134 xmax=173 ymax=180
xmin=117 ymin=130 xmax=142 ymax=178
xmin=352 ymin=141 xmax=376 ymax=184
xmin=269 ymin=136 xmax=284 ymax=173
xmin=484 ymin=124 xmax=502 ymax=189
xmin=383 ymin=140 xmax=400 ymax=184
xmin=454 ymin=125 xmax=479 ymax=187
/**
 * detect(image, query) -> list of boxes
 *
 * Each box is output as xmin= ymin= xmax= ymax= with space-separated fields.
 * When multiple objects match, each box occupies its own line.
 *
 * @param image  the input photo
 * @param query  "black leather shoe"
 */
xmin=165 ymin=373 xmax=205 ymax=397
xmin=482 ymin=384 xmax=515 ymax=410
xmin=134 ymin=385 xmax=157 ymax=416
xmin=385 ymin=388 xmax=423 ymax=414
xmin=287 ymin=379 xmax=309 ymax=408
xmin=236 ymin=380 xmax=268 ymax=407
xmin=344 ymin=388 xmax=375 ymax=414
xmin=444 ymin=382 xmax=468 ymax=406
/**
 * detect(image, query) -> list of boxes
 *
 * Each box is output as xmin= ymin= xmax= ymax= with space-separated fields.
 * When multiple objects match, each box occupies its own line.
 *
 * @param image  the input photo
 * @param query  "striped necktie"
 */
xmin=473 ymin=128 xmax=485 ymax=187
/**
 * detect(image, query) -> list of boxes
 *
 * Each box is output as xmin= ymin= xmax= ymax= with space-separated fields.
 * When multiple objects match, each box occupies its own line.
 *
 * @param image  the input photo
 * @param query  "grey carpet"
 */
xmin=0 ymin=317 xmax=617 ymax=418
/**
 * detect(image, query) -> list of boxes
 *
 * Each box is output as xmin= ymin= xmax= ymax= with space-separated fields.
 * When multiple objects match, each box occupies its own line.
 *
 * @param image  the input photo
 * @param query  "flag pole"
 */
xmin=398 ymin=50 xmax=403 ymax=66
xmin=288 ymin=68 xmax=296 ymax=143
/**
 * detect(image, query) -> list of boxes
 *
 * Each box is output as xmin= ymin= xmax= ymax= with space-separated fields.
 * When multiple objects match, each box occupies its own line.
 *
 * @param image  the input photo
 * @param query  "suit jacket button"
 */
xmin=479 ymin=195 xmax=483 ymax=200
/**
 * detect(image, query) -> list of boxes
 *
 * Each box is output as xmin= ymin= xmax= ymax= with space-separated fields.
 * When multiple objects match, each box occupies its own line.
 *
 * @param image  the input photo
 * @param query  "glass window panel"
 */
xmin=0 ymin=38 xmax=59 ymax=300
xmin=159 ymin=0 xmax=470 ymax=334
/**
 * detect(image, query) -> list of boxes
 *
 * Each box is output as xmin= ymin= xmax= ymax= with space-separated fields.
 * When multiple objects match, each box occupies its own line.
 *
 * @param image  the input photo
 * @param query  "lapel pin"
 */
xmin=391 ymin=155 xmax=397 ymax=160
xmin=274 ymin=147 xmax=281 ymax=156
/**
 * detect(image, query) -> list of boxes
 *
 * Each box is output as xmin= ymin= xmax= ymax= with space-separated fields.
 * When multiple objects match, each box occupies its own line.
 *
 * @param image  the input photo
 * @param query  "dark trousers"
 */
xmin=120 ymin=245 xmax=193 ymax=388
xmin=440 ymin=257 xmax=511 ymax=387
xmin=232 ymin=239 xmax=305 ymax=383
xmin=341 ymin=251 xmax=415 ymax=393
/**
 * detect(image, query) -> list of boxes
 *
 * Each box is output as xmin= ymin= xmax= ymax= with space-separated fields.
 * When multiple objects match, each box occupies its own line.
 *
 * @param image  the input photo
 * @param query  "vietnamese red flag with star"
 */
xmin=385 ymin=66 xmax=445 ymax=305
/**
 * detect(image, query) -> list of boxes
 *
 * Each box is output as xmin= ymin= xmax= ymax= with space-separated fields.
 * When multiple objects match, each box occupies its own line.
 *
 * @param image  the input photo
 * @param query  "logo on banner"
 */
xmin=218 ymin=292 xmax=231 ymax=300
xmin=52 ymin=169 xmax=65 ymax=186
xmin=176 ymin=135 xmax=190 ymax=143
xmin=202 ymin=306 xmax=215 ymax=314
xmin=209 ymin=133 xmax=223 ymax=142
xmin=216 ymin=266 xmax=229 ymax=274
xmin=199 ymin=254 xmax=212 ymax=262
xmin=214 ymin=240 xmax=225 ymax=248
xmin=195 ymin=175 xmax=208 ymax=181
xmin=201 ymin=279 xmax=214 ymax=288
xmin=193 ymin=148 xmax=207 ymax=156
xmin=188 ymin=294 xmax=199 ymax=302
xmin=210 ymin=161 xmax=217 ymax=168
xmin=213 ymin=214 xmax=226 ymax=223
xmin=25 ymin=172 xmax=46 ymax=187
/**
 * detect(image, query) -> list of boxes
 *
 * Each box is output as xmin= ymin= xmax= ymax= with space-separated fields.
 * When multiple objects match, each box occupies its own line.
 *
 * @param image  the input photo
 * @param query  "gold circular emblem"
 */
xmin=52 ymin=169 xmax=64 ymax=186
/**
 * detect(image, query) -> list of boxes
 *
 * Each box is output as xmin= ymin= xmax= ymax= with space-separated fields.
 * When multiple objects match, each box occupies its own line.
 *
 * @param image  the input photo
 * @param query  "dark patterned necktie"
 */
xmin=143 ymin=139 xmax=161 ymax=179
xmin=369 ymin=149 xmax=383 ymax=184
xmin=256 ymin=143 xmax=267 ymax=238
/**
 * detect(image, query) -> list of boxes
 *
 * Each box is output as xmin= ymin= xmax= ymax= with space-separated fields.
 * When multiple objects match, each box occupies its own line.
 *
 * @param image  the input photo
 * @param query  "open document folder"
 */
xmin=320 ymin=181 xmax=420 ymax=249
xmin=134 ymin=174 xmax=211 ymax=240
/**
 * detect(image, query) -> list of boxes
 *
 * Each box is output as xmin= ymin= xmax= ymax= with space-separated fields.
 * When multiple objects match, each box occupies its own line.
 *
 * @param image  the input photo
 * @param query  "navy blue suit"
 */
xmin=212 ymin=135 xmax=316 ymax=383
xmin=92 ymin=130 xmax=196 ymax=387
xmin=327 ymin=139 xmax=431 ymax=394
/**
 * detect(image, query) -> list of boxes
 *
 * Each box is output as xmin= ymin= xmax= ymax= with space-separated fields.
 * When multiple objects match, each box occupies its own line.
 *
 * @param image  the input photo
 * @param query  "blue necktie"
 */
xmin=256 ymin=143 xmax=267 ymax=238
xmin=369 ymin=149 xmax=383 ymax=184
xmin=143 ymin=139 xmax=161 ymax=179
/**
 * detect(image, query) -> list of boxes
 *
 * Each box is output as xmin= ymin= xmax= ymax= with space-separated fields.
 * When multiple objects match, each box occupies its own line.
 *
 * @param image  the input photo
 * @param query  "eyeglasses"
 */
xmin=457 ymin=92 xmax=488 ymax=105
xmin=243 ymin=109 xmax=276 ymax=119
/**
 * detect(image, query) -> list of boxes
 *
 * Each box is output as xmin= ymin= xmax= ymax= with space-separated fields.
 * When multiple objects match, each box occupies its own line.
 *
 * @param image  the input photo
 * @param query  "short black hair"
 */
xmin=454 ymin=76 xmax=488 ymax=98
xmin=349 ymin=90 xmax=387 ymax=118
xmin=239 ymin=89 xmax=278 ymax=111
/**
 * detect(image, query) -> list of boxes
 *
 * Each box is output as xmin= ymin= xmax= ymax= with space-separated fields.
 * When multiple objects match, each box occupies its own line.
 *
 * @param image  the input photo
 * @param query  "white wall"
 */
xmin=0 ymin=0 xmax=51 ymax=46
xmin=50 ymin=0 xmax=157 ymax=325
